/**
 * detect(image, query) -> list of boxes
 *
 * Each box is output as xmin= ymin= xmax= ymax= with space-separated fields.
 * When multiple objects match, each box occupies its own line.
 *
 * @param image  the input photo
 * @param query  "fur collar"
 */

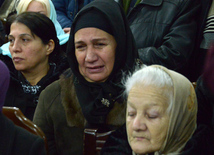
xmin=60 ymin=69 xmax=126 ymax=128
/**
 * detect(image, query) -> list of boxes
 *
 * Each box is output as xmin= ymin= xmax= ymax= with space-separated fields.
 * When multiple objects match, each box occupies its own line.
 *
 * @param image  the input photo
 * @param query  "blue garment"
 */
xmin=49 ymin=0 xmax=69 ymax=45
xmin=52 ymin=0 xmax=94 ymax=28
xmin=0 ymin=42 xmax=10 ymax=57
xmin=0 ymin=0 xmax=69 ymax=58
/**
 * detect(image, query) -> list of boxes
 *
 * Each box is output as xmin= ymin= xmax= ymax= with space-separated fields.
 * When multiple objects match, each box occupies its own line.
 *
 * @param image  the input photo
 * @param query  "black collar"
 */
xmin=139 ymin=0 xmax=162 ymax=6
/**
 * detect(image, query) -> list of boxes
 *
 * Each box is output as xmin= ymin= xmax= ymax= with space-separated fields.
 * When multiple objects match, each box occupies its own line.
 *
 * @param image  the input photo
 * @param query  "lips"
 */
xmin=134 ymin=136 xmax=146 ymax=141
xmin=132 ymin=134 xmax=149 ymax=141
xmin=87 ymin=66 xmax=104 ymax=73
xmin=13 ymin=57 xmax=24 ymax=63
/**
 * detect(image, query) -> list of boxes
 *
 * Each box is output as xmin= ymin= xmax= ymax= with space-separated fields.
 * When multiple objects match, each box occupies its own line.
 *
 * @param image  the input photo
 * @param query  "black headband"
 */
xmin=74 ymin=9 xmax=113 ymax=36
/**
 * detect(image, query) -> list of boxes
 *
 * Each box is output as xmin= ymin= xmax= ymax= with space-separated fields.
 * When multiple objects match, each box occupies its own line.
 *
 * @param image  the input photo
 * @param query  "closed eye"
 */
xmin=127 ymin=112 xmax=136 ymax=117
xmin=148 ymin=115 xmax=158 ymax=119
xmin=94 ymin=42 xmax=106 ymax=48
xmin=75 ymin=45 xmax=86 ymax=51
xmin=146 ymin=113 xmax=159 ymax=119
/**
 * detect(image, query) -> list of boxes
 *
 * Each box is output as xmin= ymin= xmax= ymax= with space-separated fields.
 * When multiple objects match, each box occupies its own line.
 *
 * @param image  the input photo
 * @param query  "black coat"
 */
xmin=195 ymin=76 xmax=214 ymax=130
xmin=0 ymin=113 xmax=46 ymax=155
xmin=4 ymin=65 xmax=60 ymax=120
xmin=120 ymin=0 xmax=200 ymax=79
xmin=189 ymin=0 xmax=213 ymax=82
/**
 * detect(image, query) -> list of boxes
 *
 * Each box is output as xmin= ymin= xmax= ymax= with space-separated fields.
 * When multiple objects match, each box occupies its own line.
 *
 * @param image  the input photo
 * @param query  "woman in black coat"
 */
xmin=33 ymin=0 xmax=139 ymax=154
xmin=2 ymin=12 xmax=69 ymax=120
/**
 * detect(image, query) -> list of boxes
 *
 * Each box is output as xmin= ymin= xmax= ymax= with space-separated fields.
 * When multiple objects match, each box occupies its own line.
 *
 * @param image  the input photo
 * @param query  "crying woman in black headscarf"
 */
xmin=33 ymin=0 xmax=139 ymax=154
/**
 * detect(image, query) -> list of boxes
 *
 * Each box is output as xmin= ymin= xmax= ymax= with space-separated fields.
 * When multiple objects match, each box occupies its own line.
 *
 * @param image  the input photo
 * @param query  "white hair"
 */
xmin=123 ymin=65 xmax=174 ymax=113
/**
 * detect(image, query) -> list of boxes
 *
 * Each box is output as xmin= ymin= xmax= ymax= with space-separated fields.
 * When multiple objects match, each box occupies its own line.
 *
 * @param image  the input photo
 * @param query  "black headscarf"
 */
xmin=66 ymin=0 xmax=138 ymax=127
xmin=74 ymin=10 xmax=113 ymax=36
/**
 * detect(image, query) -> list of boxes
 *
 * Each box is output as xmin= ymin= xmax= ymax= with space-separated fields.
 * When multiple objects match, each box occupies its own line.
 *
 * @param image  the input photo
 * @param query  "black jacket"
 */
xmin=118 ymin=0 xmax=200 ymax=78
xmin=189 ymin=0 xmax=213 ymax=82
xmin=195 ymin=76 xmax=214 ymax=130
xmin=0 ymin=113 xmax=46 ymax=155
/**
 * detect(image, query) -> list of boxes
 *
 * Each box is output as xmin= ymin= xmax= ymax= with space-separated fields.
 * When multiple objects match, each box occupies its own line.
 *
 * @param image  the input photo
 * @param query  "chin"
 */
xmin=86 ymin=76 xmax=107 ymax=83
xmin=131 ymin=143 xmax=154 ymax=155
xmin=14 ymin=66 xmax=25 ymax=71
xmin=132 ymin=148 xmax=148 ymax=155
xmin=133 ymin=149 xmax=153 ymax=155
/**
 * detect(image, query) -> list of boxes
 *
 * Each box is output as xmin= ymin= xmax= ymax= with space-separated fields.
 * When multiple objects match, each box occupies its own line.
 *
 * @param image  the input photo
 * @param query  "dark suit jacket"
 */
xmin=0 ymin=113 xmax=46 ymax=155
xmin=0 ymin=0 xmax=4 ymax=8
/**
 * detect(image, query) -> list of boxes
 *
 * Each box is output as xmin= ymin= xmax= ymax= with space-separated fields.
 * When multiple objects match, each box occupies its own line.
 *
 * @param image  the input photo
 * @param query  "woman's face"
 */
xmin=27 ymin=1 xmax=48 ymax=16
xmin=75 ymin=28 xmax=116 ymax=82
xmin=8 ymin=22 xmax=52 ymax=72
xmin=126 ymin=84 xmax=169 ymax=155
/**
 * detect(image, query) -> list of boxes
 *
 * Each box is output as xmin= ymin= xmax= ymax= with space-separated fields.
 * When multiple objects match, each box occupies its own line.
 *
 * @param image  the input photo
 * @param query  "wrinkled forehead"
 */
xmin=128 ymin=84 xmax=170 ymax=109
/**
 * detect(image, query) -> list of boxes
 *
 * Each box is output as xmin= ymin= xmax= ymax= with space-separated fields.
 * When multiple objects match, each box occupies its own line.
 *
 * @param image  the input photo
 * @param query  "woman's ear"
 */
xmin=46 ymin=39 xmax=55 ymax=55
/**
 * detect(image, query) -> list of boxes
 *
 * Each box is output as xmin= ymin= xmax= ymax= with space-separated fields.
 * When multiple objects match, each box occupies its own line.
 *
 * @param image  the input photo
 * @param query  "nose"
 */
xmin=132 ymin=115 xmax=147 ymax=131
xmin=10 ymin=40 xmax=21 ymax=53
xmin=85 ymin=46 xmax=98 ymax=62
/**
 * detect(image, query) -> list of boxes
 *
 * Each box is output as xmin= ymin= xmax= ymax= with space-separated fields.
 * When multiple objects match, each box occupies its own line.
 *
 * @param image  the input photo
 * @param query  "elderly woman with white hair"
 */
xmin=101 ymin=65 xmax=214 ymax=155
xmin=125 ymin=65 xmax=197 ymax=155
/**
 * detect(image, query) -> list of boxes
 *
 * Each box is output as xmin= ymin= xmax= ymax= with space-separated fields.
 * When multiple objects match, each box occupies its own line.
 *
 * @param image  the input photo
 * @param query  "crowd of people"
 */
xmin=0 ymin=0 xmax=213 ymax=154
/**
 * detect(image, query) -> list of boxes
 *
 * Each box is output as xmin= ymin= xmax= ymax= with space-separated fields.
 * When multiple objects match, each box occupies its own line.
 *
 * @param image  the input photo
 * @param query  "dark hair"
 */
xmin=8 ymin=12 xmax=60 ymax=62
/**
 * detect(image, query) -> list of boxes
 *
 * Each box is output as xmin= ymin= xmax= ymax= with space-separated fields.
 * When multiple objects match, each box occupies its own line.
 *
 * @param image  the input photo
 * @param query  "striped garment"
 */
xmin=200 ymin=0 xmax=214 ymax=49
